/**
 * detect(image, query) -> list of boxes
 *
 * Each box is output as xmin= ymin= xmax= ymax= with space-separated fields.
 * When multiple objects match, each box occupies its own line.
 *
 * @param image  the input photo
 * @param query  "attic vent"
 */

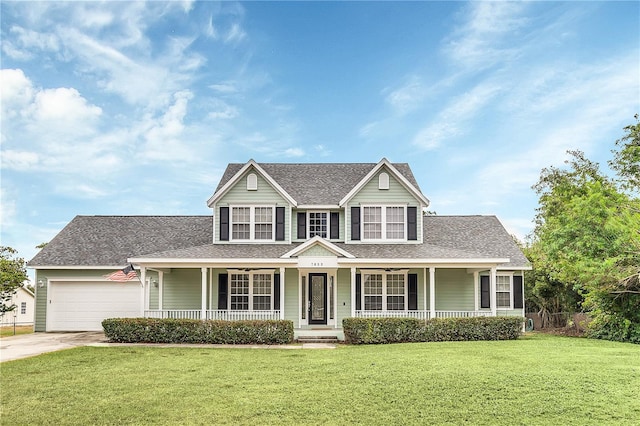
xmin=378 ymin=172 xmax=389 ymax=190
xmin=247 ymin=173 xmax=258 ymax=191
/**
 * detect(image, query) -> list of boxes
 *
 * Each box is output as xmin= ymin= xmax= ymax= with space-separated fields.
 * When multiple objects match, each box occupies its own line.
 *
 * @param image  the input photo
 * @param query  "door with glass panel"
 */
xmin=308 ymin=273 xmax=327 ymax=325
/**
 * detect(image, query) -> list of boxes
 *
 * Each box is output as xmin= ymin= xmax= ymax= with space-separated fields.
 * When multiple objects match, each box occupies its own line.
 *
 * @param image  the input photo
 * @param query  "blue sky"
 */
xmin=1 ymin=1 xmax=639 ymax=271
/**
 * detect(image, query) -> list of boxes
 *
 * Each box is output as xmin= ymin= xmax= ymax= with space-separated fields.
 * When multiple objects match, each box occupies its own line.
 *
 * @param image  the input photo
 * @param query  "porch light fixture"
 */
xmin=152 ymin=279 xmax=158 ymax=288
xmin=38 ymin=279 xmax=45 ymax=288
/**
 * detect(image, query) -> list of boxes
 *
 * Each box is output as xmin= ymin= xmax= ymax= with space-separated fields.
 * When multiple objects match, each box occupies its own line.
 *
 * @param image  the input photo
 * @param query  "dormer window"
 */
xmin=247 ymin=173 xmax=258 ymax=191
xmin=378 ymin=172 xmax=389 ymax=190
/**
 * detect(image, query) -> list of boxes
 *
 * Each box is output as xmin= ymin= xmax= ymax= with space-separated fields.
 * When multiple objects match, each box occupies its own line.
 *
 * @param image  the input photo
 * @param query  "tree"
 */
xmin=0 ymin=246 xmax=28 ymax=315
xmin=529 ymin=118 xmax=640 ymax=343
xmin=610 ymin=114 xmax=640 ymax=192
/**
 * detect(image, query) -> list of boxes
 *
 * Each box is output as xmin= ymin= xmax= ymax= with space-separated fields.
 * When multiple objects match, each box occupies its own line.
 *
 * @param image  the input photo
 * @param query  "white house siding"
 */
xmin=0 ymin=287 xmax=35 ymax=327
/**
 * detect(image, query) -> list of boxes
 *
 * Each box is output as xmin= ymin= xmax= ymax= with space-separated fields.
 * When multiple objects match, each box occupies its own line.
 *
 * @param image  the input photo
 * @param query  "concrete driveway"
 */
xmin=0 ymin=332 xmax=106 ymax=362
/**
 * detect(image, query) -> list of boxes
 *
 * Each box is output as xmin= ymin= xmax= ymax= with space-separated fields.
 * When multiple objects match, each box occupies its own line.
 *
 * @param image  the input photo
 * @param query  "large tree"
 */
xmin=530 ymin=119 xmax=640 ymax=343
xmin=0 ymin=246 xmax=29 ymax=315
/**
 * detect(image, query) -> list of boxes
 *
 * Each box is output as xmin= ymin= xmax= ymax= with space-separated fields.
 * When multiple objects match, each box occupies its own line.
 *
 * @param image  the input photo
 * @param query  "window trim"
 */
xmin=360 ymin=205 xmax=407 ymax=242
xmin=227 ymin=270 xmax=275 ymax=311
xmin=361 ymin=270 xmax=408 ymax=311
xmin=496 ymin=274 xmax=513 ymax=309
xmin=229 ymin=205 xmax=275 ymax=242
xmin=307 ymin=211 xmax=330 ymax=239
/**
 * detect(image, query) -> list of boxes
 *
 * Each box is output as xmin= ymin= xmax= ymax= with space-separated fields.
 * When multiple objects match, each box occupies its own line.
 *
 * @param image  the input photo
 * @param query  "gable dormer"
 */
xmin=340 ymin=159 xmax=428 ymax=244
xmin=208 ymin=160 xmax=296 ymax=243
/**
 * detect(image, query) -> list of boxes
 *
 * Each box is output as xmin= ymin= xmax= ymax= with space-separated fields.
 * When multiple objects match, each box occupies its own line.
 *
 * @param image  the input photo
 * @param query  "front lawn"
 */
xmin=1 ymin=334 xmax=638 ymax=425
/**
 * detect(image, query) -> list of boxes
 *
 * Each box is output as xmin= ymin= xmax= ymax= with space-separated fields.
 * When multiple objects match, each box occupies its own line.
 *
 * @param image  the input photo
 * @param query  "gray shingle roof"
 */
xmin=29 ymin=214 xmax=529 ymax=269
xmin=28 ymin=216 xmax=213 ymax=267
xmin=215 ymin=162 xmax=422 ymax=205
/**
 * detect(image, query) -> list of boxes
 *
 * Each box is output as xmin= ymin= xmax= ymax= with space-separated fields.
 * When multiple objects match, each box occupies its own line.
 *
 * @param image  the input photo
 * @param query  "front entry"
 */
xmin=308 ymin=273 xmax=327 ymax=325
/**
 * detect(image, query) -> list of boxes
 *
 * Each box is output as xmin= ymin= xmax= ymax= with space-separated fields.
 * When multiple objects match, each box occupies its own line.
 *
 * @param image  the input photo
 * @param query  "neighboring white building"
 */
xmin=1 ymin=286 xmax=35 ymax=327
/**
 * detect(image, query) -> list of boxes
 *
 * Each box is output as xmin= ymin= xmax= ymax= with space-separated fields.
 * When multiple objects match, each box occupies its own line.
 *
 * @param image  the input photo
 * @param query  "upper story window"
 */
xmin=362 ymin=206 xmax=405 ymax=241
xmin=297 ymin=211 xmax=340 ymax=240
xmin=231 ymin=206 xmax=274 ymax=241
xmin=309 ymin=212 xmax=328 ymax=238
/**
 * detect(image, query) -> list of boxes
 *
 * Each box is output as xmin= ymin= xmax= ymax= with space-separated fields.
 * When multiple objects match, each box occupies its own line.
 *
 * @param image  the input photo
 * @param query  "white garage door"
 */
xmin=48 ymin=281 xmax=141 ymax=331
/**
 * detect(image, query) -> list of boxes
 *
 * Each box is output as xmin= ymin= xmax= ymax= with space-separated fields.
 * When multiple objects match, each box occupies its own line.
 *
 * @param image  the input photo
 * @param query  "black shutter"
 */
xmin=220 ymin=207 xmax=229 ymax=241
xmin=330 ymin=212 xmax=340 ymax=239
xmin=297 ymin=212 xmax=306 ymax=239
xmin=218 ymin=273 xmax=228 ymax=309
xmin=407 ymin=206 xmax=418 ymax=241
xmin=351 ymin=207 xmax=360 ymax=241
xmin=274 ymin=274 xmax=281 ymax=310
xmin=355 ymin=274 xmax=362 ymax=310
xmin=480 ymin=276 xmax=490 ymax=309
xmin=513 ymin=275 xmax=524 ymax=309
xmin=408 ymin=273 xmax=418 ymax=310
xmin=275 ymin=207 xmax=285 ymax=241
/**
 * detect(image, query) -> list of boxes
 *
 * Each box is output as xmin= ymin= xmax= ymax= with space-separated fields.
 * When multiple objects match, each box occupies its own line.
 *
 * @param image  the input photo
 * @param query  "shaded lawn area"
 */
xmin=1 ymin=334 xmax=638 ymax=425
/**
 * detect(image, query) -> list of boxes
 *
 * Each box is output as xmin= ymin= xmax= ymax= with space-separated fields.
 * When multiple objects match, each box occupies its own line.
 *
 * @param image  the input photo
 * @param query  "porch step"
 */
xmin=297 ymin=335 xmax=339 ymax=344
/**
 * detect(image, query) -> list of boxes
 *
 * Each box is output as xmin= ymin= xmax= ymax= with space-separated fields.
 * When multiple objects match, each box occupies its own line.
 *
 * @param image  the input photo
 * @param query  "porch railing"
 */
xmin=144 ymin=310 xmax=201 ymax=320
xmin=355 ymin=310 xmax=431 ymax=320
xmin=144 ymin=310 xmax=281 ymax=321
xmin=435 ymin=310 xmax=492 ymax=318
xmin=354 ymin=310 xmax=494 ymax=320
xmin=207 ymin=310 xmax=281 ymax=321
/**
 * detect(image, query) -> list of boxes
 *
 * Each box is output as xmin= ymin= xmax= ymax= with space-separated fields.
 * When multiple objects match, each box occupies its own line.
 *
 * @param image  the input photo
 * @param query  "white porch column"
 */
xmin=140 ymin=266 xmax=147 ymax=316
xmin=350 ymin=267 xmax=356 ymax=317
xmin=490 ymin=267 xmax=497 ymax=316
xmin=429 ymin=267 xmax=436 ymax=319
xmin=201 ymin=267 xmax=208 ymax=320
xmin=473 ymin=271 xmax=479 ymax=311
xmin=279 ymin=267 xmax=285 ymax=320
xmin=158 ymin=271 xmax=164 ymax=310
xmin=423 ymin=268 xmax=427 ymax=318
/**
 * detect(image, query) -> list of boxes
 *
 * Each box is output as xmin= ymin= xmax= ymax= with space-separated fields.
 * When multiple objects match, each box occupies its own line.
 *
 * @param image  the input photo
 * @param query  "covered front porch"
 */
xmin=135 ymin=261 xmax=523 ymax=341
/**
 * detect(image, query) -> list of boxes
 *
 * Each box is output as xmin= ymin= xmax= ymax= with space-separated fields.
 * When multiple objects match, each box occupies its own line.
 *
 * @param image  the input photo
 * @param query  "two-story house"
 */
xmin=29 ymin=159 xmax=530 ymax=339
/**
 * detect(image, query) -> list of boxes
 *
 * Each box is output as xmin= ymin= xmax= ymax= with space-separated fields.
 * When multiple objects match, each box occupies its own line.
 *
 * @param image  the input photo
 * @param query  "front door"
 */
xmin=308 ymin=273 xmax=327 ymax=325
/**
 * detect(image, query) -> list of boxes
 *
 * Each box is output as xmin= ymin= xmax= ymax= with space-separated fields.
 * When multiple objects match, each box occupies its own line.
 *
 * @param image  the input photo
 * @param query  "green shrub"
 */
xmin=102 ymin=318 xmax=294 ymax=345
xmin=343 ymin=316 xmax=524 ymax=344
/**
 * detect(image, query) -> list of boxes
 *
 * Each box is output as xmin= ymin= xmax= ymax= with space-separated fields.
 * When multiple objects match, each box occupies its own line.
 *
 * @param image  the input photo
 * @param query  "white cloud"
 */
xmin=412 ymin=82 xmax=501 ymax=149
xmin=444 ymin=2 xmax=530 ymax=70
xmin=0 ymin=69 xmax=35 ymax=119
xmin=384 ymin=76 xmax=427 ymax=115
xmin=1 ymin=151 xmax=40 ymax=171
xmin=284 ymin=148 xmax=305 ymax=157
xmin=225 ymin=22 xmax=247 ymax=44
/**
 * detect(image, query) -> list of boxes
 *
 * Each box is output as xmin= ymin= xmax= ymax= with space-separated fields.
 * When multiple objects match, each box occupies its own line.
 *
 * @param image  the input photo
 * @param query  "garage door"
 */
xmin=48 ymin=281 xmax=141 ymax=331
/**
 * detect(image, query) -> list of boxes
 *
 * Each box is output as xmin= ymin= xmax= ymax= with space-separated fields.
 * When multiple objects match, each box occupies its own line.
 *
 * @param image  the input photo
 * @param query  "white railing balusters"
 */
xmin=143 ymin=310 xmax=280 ymax=321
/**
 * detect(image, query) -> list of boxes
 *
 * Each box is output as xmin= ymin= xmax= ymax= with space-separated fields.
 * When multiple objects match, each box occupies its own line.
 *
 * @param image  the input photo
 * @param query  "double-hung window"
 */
xmin=362 ymin=272 xmax=406 ymax=311
xmin=496 ymin=275 xmax=512 ymax=309
xmin=231 ymin=206 xmax=274 ymax=241
xmin=229 ymin=271 xmax=273 ymax=310
xmin=362 ymin=206 xmax=406 ymax=241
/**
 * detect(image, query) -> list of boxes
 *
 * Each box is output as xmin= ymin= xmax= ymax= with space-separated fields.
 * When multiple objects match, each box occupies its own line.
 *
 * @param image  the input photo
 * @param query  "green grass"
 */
xmin=1 ymin=334 xmax=638 ymax=425
xmin=0 ymin=325 xmax=34 ymax=337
